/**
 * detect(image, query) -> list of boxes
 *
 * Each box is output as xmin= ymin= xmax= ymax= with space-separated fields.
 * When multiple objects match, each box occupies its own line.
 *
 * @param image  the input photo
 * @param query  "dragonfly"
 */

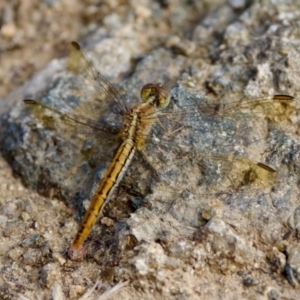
xmin=24 ymin=41 xmax=175 ymax=259
xmin=23 ymin=41 xmax=299 ymax=260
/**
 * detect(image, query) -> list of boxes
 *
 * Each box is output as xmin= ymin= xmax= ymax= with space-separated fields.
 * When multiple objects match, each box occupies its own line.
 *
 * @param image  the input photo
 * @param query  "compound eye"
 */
xmin=156 ymin=84 xmax=170 ymax=109
xmin=140 ymin=83 xmax=155 ymax=102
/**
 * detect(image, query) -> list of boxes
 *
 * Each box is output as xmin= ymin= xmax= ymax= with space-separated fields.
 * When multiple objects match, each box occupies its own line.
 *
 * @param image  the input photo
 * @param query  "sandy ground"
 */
xmin=1 ymin=0 xmax=300 ymax=299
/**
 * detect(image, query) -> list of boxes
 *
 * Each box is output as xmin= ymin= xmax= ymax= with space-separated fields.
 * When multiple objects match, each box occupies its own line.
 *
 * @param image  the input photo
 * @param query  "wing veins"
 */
xmin=68 ymin=42 xmax=128 ymax=114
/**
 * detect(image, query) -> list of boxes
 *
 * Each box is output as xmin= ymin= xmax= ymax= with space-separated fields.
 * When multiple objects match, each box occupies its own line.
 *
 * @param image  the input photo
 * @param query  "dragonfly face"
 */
xmin=140 ymin=83 xmax=170 ymax=109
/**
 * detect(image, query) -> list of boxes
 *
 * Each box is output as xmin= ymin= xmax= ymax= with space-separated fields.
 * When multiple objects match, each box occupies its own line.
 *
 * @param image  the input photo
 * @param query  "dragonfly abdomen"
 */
xmin=71 ymin=138 xmax=136 ymax=250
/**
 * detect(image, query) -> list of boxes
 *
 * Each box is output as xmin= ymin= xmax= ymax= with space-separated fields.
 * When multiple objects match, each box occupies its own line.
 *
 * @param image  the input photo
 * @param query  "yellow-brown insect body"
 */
xmin=70 ymin=83 xmax=170 ymax=250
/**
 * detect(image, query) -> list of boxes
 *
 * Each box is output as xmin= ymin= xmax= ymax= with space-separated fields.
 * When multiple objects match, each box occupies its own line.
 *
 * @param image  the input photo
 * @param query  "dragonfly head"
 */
xmin=140 ymin=83 xmax=170 ymax=109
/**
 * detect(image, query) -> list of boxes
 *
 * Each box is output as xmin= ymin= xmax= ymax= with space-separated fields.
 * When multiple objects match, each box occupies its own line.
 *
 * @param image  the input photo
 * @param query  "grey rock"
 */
xmin=285 ymin=244 xmax=300 ymax=287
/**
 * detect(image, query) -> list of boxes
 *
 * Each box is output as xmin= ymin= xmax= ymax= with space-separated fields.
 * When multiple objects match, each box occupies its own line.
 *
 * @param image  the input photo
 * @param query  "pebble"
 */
xmin=23 ymin=248 xmax=42 ymax=265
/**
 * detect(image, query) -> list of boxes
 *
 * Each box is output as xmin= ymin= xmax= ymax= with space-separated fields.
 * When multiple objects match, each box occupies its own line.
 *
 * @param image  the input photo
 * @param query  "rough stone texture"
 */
xmin=1 ymin=0 xmax=300 ymax=299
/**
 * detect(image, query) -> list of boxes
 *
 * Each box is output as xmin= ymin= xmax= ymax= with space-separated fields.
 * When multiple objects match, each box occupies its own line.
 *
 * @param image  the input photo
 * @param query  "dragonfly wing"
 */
xmin=197 ymin=153 xmax=276 ymax=192
xmin=201 ymin=95 xmax=300 ymax=131
xmin=23 ymin=98 xmax=121 ymax=166
xmin=67 ymin=41 xmax=128 ymax=116
xmin=23 ymin=41 xmax=129 ymax=161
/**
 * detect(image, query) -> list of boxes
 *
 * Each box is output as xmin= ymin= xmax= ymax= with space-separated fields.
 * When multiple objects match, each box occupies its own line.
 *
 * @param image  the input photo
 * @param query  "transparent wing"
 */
xmin=197 ymin=153 xmax=276 ymax=194
xmin=66 ymin=41 xmax=128 ymax=116
xmin=142 ymin=92 xmax=293 ymax=139
xmin=146 ymin=149 xmax=278 ymax=224
xmin=23 ymin=42 xmax=129 ymax=164
xmin=196 ymin=94 xmax=300 ymax=133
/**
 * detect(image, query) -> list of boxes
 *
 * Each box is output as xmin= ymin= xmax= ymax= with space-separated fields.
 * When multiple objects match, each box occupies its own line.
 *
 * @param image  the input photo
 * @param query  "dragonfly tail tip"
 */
xmin=68 ymin=244 xmax=87 ymax=261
